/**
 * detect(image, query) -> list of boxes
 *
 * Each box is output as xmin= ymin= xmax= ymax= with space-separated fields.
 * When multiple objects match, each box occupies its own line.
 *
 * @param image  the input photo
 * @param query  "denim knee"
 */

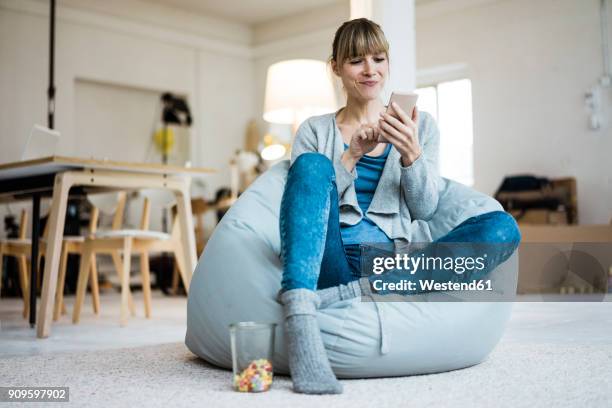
xmin=289 ymin=153 xmax=335 ymax=184
xmin=485 ymin=211 xmax=522 ymax=245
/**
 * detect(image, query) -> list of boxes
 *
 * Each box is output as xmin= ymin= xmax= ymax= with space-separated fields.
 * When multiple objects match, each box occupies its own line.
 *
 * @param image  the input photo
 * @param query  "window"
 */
xmin=416 ymin=78 xmax=474 ymax=186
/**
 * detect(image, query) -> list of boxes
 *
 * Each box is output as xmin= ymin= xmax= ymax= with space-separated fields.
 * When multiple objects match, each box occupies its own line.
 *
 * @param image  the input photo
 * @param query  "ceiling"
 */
xmin=139 ymin=0 xmax=343 ymax=25
xmin=139 ymin=0 xmax=439 ymax=25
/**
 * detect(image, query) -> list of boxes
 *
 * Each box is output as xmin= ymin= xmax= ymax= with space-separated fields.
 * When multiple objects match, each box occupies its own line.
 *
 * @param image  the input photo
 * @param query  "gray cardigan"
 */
xmin=290 ymin=110 xmax=443 ymax=243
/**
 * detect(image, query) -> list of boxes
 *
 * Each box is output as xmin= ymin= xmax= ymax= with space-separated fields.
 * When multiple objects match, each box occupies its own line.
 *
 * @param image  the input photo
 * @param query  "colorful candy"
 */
xmin=233 ymin=358 xmax=274 ymax=392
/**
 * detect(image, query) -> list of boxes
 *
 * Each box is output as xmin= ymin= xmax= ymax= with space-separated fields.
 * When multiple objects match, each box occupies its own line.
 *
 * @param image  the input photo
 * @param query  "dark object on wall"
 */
xmin=495 ymin=175 xmax=578 ymax=225
xmin=158 ymin=92 xmax=193 ymax=166
xmin=161 ymin=93 xmax=192 ymax=127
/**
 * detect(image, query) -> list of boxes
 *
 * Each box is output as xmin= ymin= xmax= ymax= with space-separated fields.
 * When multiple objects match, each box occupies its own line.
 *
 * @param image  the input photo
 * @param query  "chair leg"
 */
xmin=120 ymin=238 xmax=133 ymax=327
xmin=172 ymin=246 xmax=187 ymax=295
xmin=72 ymin=246 xmax=92 ymax=324
xmin=17 ymin=255 xmax=30 ymax=319
xmin=53 ymin=244 xmax=69 ymax=321
xmin=0 ymin=250 xmax=3 ymax=295
xmin=89 ymin=253 xmax=100 ymax=315
xmin=37 ymin=253 xmax=44 ymax=292
xmin=171 ymin=264 xmax=179 ymax=295
xmin=111 ymin=251 xmax=136 ymax=316
xmin=173 ymin=244 xmax=187 ymax=293
xmin=140 ymin=252 xmax=152 ymax=318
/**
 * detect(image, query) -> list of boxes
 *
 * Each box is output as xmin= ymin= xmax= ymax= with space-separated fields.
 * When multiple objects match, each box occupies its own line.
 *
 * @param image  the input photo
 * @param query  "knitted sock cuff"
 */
xmin=315 ymin=286 xmax=341 ymax=309
xmin=341 ymin=279 xmax=363 ymax=299
xmin=358 ymin=277 xmax=373 ymax=297
xmin=279 ymin=288 xmax=320 ymax=317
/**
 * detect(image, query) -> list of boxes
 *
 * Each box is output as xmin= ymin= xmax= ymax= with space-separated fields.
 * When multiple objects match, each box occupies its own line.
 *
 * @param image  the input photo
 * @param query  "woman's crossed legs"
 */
xmin=278 ymin=153 xmax=521 ymax=393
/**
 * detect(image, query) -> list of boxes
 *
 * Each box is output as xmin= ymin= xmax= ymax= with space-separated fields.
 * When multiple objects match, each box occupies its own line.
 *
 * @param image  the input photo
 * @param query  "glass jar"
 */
xmin=229 ymin=322 xmax=277 ymax=392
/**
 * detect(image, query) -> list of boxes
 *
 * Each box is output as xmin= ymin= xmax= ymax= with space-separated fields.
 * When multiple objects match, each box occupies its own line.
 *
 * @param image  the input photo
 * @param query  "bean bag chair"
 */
xmin=185 ymin=161 xmax=518 ymax=378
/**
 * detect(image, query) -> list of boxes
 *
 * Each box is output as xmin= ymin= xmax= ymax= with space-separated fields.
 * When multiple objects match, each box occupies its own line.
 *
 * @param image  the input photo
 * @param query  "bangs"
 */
xmin=345 ymin=30 xmax=388 ymax=60
xmin=333 ymin=19 xmax=389 ymax=64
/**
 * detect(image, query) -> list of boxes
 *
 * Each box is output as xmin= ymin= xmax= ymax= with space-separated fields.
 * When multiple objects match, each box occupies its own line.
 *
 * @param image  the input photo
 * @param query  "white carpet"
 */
xmin=1 ymin=332 xmax=611 ymax=407
xmin=1 ymin=298 xmax=611 ymax=407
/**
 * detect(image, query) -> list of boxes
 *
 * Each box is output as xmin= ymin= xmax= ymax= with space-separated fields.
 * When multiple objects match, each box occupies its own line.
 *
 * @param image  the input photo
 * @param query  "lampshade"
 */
xmin=263 ymin=59 xmax=337 ymax=128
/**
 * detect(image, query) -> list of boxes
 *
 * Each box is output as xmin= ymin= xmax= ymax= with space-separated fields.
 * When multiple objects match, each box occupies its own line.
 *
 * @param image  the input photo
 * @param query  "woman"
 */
xmin=277 ymin=18 xmax=521 ymax=395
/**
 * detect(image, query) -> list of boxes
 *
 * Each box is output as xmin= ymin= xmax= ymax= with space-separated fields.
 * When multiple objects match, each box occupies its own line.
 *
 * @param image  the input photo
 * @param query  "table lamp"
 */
xmin=262 ymin=59 xmax=337 ymax=160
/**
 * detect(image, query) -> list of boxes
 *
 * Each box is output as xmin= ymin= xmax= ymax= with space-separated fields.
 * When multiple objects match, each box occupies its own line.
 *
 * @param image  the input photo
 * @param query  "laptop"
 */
xmin=21 ymin=124 xmax=60 ymax=160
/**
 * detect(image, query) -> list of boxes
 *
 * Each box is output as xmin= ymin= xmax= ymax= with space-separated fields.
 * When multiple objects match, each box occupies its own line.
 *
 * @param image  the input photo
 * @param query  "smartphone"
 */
xmin=378 ymin=92 xmax=419 ymax=142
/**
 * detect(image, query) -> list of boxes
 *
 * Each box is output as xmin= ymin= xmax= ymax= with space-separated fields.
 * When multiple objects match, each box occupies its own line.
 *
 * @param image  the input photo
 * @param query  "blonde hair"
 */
xmin=330 ymin=18 xmax=389 ymax=66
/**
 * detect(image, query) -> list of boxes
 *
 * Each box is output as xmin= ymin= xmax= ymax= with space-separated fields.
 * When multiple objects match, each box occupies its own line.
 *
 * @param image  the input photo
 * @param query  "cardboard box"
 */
xmin=510 ymin=209 xmax=568 ymax=225
xmin=517 ymin=224 xmax=612 ymax=294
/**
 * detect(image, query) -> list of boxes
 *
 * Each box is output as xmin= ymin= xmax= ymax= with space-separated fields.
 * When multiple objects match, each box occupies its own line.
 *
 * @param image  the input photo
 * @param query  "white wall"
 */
xmin=416 ymin=0 xmax=612 ymax=224
xmin=0 ymin=0 xmax=255 ymax=235
xmin=74 ymin=79 xmax=167 ymax=162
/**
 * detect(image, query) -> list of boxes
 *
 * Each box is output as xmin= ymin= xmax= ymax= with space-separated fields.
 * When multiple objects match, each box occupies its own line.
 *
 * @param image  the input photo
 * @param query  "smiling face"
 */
xmin=330 ymin=18 xmax=390 ymax=103
xmin=333 ymin=52 xmax=389 ymax=102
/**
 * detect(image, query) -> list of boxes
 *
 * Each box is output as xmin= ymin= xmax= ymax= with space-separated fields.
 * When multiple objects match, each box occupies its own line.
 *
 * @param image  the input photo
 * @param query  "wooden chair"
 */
xmin=191 ymin=198 xmax=211 ymax=256
xmin=0 ymin=209 xmax=31 ymax=317
xmin=169 ymin=196 xmax=232 ymax=294
xmin=53 ymin=192 xmax=137 ymax=321
xmin=168 ymin=198 xmax=209 ymax=294
xmin=72 ymin=190 xmax=186 ymax=326
xmin=0 ymin=196 xmax=130 ymax=320
xmin=0 ymin=210 xmax=68 ymax=317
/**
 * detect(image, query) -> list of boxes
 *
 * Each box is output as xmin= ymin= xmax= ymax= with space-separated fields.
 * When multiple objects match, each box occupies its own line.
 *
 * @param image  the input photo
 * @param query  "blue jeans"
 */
xmin=279 ymin=153 xmax=522 ymax=293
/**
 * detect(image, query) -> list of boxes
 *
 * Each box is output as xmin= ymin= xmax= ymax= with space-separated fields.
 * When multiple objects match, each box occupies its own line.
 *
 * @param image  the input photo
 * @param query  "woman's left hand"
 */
xmin=378 ymin=102 xmax=421 ymax=167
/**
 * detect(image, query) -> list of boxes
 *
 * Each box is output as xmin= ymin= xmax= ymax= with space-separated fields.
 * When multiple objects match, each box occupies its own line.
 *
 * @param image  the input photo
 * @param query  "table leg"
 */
xmin=29 ymin=194 xmax=41 ymax=328
xmin=174 ymin=186 xmax=196 ymax=292
xmin=37 ymin=173 xmax=72 ymax=338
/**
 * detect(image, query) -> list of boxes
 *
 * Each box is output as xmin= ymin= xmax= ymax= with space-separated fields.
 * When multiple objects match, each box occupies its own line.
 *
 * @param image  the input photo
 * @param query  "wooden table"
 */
xmin=0 ymin=156 xmax=214 ymax=338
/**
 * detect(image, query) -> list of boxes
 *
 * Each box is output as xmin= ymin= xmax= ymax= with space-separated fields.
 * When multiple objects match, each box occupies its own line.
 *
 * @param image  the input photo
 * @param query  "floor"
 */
xmin=1 ymin=292 xmax=611 ymax=407
xmin=0 ymin=291 xmax=187 ymax=358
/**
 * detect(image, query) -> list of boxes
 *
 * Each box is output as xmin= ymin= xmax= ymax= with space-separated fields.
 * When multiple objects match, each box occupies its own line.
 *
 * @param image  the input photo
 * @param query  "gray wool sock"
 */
xmin=316 ymin=279 xmax=365 ymax=309
xmin=279 ymin=288 xmax=343 ymax=395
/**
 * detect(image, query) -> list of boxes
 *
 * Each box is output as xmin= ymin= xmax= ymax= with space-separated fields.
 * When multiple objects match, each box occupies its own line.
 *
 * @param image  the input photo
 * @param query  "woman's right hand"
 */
xmin=342 ymin=123 xmax=380 ymax=167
